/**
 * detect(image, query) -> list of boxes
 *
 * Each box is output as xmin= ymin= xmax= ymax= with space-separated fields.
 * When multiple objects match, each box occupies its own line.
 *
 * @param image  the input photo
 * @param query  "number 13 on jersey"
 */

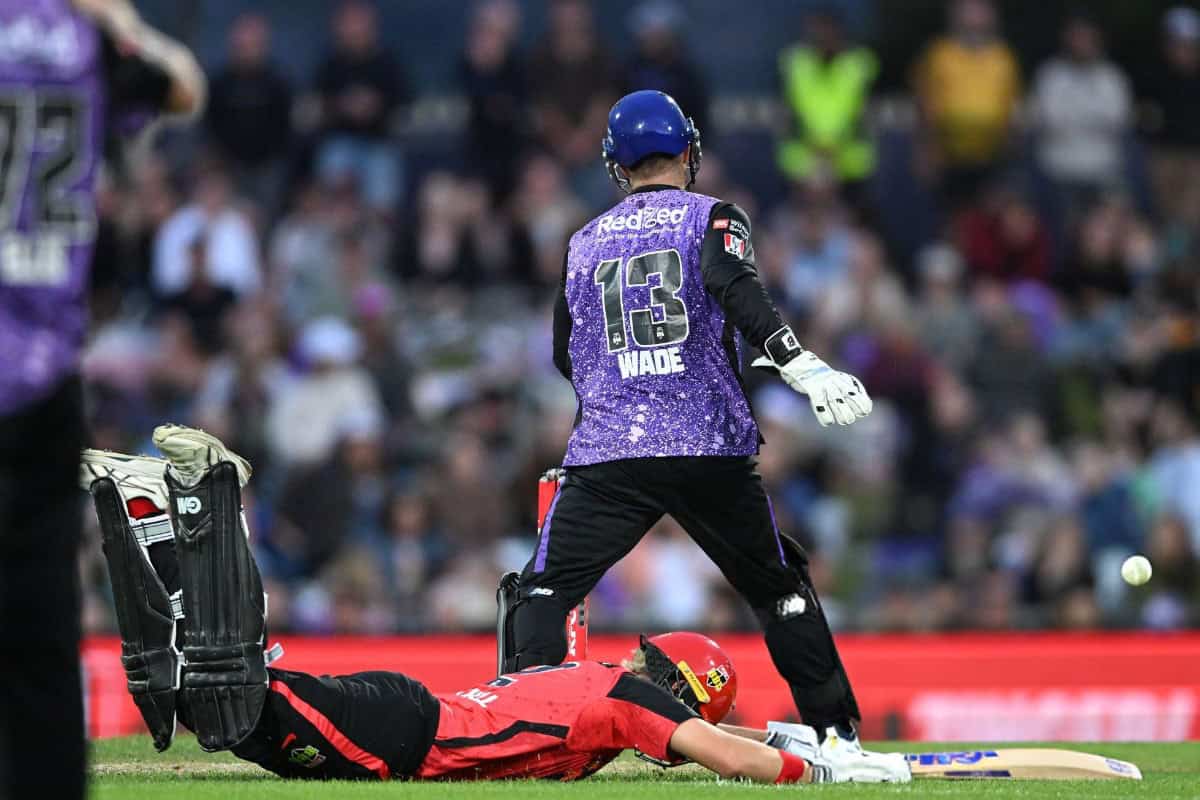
xmin=594 ymin=249 xmax=690 ymax=353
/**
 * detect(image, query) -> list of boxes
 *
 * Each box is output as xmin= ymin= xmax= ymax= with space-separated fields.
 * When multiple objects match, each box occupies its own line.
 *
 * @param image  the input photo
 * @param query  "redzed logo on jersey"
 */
xmin=723 ymin=233 xmax=745 ymax=258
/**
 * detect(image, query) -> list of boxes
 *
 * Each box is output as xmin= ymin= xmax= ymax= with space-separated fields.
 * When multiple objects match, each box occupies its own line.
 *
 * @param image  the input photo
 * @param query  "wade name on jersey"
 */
xmin=616 ymin=346 xmax=685 ymax=379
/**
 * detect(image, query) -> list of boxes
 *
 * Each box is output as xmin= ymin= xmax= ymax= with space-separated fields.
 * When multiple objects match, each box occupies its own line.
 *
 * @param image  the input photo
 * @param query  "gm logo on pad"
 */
xmin=176 ymin=496 xmax=202 ymax=514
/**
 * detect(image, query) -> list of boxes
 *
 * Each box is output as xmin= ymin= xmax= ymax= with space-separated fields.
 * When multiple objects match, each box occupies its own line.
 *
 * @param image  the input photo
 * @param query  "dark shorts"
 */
xmin=520 ymin=455 xmax=805 ymax=610
xmin=0 ymin=377 xmax=86 ymax=798
xmin=229 ymin=668 xmax=441 ymax=781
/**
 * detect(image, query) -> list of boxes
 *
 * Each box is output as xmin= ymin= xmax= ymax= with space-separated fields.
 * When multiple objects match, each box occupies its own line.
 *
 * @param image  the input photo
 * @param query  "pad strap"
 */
xmin=131 ymin=515 xmax=174 ymax=546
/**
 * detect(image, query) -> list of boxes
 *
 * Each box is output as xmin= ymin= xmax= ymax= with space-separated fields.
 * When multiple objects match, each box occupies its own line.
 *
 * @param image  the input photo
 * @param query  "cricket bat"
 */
xmin=906 ymin=748 xmax=1142 ymax=780
xmin=537 ymin=469 xmax=589 ymax=661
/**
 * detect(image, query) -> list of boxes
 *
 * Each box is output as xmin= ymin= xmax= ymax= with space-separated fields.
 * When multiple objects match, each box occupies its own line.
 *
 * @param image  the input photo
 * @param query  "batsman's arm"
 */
xmin=552 ymin=249 xmax=572 ymax=380
xmin=718 ymin=723 xmax=770 ymax=742
xmin=669 ymin=718 xmax=814 ymax=784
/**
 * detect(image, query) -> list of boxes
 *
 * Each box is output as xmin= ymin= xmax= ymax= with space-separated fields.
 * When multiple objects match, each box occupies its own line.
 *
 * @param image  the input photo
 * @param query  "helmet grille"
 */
xmin=641 ymin=637 xmax=702 ymax=713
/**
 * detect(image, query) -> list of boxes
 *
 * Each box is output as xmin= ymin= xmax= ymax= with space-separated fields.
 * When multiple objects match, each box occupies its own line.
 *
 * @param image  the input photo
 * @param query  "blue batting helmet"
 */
xmin=602 ymin=90 xmax=702 ymax=192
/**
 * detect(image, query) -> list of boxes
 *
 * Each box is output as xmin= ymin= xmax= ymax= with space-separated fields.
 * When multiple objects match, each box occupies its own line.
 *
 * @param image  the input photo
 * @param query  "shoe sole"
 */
xmin=80 ymin=450 xmax=170 ymax=506
xmin=152 ymin=425 xmax=252 ymax=485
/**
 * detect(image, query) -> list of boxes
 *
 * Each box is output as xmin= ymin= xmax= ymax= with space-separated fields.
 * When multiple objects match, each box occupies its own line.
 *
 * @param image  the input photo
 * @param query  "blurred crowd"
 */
xmin=79 ymin=0 xmax=1200 ymax=636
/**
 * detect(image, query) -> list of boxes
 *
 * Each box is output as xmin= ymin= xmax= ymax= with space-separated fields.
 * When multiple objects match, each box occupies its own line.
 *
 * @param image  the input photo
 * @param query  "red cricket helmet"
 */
xmin=639 ymin=632 xmax=738 ymax=724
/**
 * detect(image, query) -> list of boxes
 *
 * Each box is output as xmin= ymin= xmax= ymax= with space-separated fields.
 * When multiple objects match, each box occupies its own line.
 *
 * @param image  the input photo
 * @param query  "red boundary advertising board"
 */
xmin=83 ymin=632 xmax=1200 ymax=741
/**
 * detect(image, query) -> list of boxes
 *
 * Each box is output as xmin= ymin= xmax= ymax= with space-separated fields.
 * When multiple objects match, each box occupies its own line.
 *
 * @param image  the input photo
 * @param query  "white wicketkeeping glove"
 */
xmin=752 ymin=327 xmax=873 ymax=427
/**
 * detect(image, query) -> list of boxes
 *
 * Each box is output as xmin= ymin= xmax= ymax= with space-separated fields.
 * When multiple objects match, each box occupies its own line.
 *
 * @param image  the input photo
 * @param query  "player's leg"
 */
xmin=86 ymin=427 xmax=436 ymax=779
xmin=82 ymin=434 xmax=256 ymax=751
xmin=232 ymin=668 xmax=439 ymax=780
xmin=82 ymin=449 xmax=182 ymax=752
xmin=665 ymin=457 xmax=908 ymax=780
xmin=0 ymin=381 xmax=86 ymax=800
xmin=154 ymin=424 xmax=267 ymax=752
xmin=505 ymin=460 xmax=663 ymax=671
xmin=663 ymin=457 xmax=859 ymax=728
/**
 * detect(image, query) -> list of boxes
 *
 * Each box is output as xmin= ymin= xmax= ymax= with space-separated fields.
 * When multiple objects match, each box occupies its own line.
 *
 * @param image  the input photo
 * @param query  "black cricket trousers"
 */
xmin=511 ymin=455 xmax=861 ymax=728
xmin=0 ymin=379 xmax=86 ymax=800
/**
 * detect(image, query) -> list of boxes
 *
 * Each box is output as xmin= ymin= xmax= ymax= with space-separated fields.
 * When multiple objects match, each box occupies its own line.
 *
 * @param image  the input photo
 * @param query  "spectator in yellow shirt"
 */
xmin=915 ymin=0 xmax=1020 ymax=207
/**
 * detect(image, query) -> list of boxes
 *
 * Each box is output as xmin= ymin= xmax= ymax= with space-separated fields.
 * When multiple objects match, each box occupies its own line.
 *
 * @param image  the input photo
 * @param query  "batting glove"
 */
xmin=751 ymin=327 xmax=873 ymax=427
xmin=765 ymin=721 xmax=821 ymax=760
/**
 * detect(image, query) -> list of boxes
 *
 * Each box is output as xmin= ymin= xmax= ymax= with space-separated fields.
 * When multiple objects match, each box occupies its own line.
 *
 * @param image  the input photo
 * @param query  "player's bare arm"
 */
xmin=72 ymin=0 xmax=206 ymax=116
xmin=669 ymin=718 xmax=820 ymax=784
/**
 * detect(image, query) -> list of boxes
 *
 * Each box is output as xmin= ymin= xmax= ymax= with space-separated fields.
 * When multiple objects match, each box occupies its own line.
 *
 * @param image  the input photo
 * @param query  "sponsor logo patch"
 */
xmin=597 ymin=206 xmax=688 ymax=235
xmin=905 ymin=751 xmax=1000 ymax=765
xmin=0 ymin=16 xmax=83 ymax=69
xmin=776 ymin=594 xmax=806 ymax=618
xmin=176 ymin=496 xmax=202 ymax=514
xmin=289 ymin=744 xmax=327 ymax=769
xmin=712 ymin=218 xmax=730 ymax=230
xmin=706 ymin=665 xmax=730 ymax=691
xmin=723 ymin=233 xmax=745 ymax=258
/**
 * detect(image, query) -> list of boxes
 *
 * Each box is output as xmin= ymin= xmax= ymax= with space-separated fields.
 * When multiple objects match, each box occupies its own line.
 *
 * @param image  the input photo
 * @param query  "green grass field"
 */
xmin=90 ymin=735 xmax=1200 ymax=799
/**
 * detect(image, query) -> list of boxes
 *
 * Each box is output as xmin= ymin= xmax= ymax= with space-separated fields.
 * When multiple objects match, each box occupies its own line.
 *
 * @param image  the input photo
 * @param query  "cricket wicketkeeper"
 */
xmin=498 ymin=89 xmax=900 ymax=777
xmin=81 ymin=425 xmax=907 ymax=783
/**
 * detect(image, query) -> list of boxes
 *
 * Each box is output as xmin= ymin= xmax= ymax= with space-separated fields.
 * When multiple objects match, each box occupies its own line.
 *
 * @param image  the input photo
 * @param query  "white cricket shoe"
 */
xmin=80 ymin=449 xmax=170 ymax=511
xmin=152 ymin=424 xmax=252 ymax=488
xmin=80 ymin=449 xmax=176 ymax=553
xmin=818 ymin=726 xmax=911 ymax=783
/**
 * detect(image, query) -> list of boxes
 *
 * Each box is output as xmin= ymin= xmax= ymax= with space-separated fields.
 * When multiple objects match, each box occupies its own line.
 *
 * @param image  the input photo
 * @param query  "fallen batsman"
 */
xmin=80 ymin=425 xmax=1140 ymax=784
xmin=80 ymin=424 xmax=905 ymax=784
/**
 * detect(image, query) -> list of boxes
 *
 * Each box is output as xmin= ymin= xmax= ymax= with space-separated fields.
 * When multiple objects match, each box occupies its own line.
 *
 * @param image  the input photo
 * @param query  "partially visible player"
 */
xmin=0 ymin=2 xmax=202 ymax=797
xmin=79 ymin=425 xmax=906 ymax=784
xmin=500 ymin=89 xmax=904 ymax=781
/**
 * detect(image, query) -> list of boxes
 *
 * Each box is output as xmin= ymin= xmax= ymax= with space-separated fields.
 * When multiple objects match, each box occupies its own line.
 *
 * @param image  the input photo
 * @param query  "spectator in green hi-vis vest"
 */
xmin=776 ymin=8 xmax=878 ymax=187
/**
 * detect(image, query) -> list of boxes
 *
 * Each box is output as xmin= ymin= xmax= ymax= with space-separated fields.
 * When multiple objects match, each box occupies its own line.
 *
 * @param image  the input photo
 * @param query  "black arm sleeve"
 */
xmin=101 ymin=31 xmax=173 ymax=115
xmin=552 ymin=249 xmax=572 ymax=380
xmin=700 ymin=202 xmax=786 ymax=351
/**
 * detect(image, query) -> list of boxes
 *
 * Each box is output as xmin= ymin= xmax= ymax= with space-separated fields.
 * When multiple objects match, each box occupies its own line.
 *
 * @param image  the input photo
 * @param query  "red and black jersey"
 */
xmin=232 ymin=662 xmax=694 ymax=782
xmin=418 ymin=661 xmax=696 ymax=781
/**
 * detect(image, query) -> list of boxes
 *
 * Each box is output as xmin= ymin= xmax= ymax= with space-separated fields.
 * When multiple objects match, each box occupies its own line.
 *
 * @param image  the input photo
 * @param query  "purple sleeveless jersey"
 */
xmin=562 ymin=188 xmax=759 ymax=466
xmin=0 ymin=0 xmax=105 ymax=415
